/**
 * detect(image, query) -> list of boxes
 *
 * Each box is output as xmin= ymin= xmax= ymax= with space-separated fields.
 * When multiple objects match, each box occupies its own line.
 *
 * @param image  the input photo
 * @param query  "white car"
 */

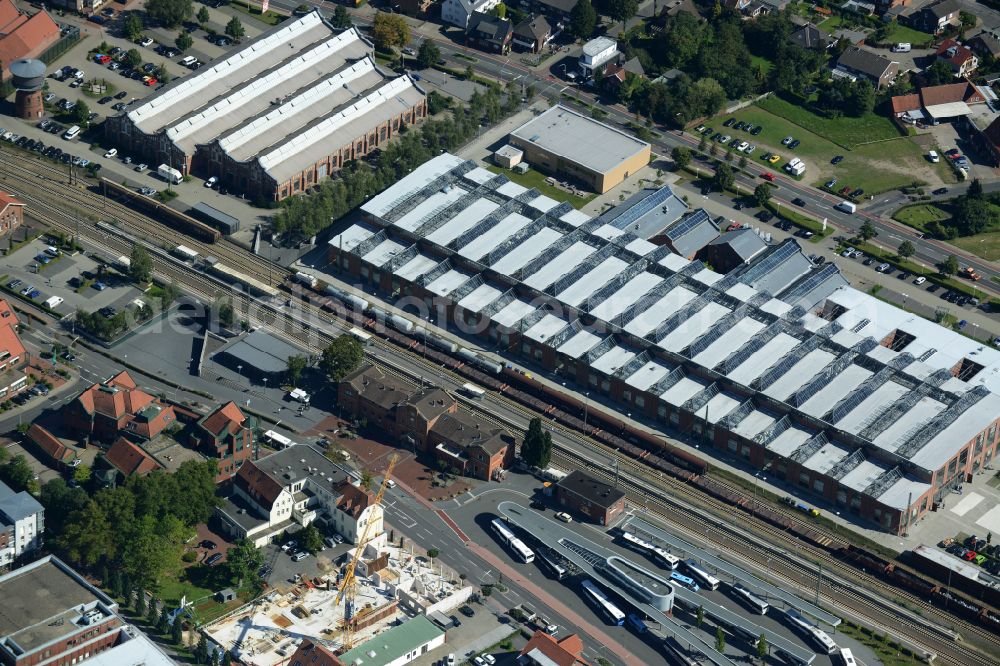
xmin=104 ymin=148 xmax=117 ymax=158
xmin=482 ymin=655 xmax=496 ymax=665
xmin=140 ymin=37 xmax=154 ymax=47
xmin=555 ymin=511 xmax=572 ymax=523
xmin=446 ymin=654 xmax=456 ymax=666
xmin=737 ymin=141 xmax=749 ymax=152
xmin=892 ymin=42 xmax=911 ymax=52
xmin=914 ymin=276 xmax=927 ymax=285
xmin=134 ymin=163 xmax=147 ymax=172
xmin=73 ymin=69 xmax=84 ymax=79
xmin=781 ymin=135 xmax=793 ymax=145
xmin=719 ymin=134 xmax=731 ymax=143
xmin=291 ymin=551 xmax=310 ymax=562
xmin=205 ymin=176 xmax=218 ymax=188
xmin=744 ymin=144 xmax=755 ymax=154
xmin=473 ymin=657 xmax=487 ymax=666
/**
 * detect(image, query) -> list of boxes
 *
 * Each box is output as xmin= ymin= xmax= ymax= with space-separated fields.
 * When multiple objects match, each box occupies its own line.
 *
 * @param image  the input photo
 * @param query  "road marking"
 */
xmin=976 ymin=505 xmax=1000 ymax=533
xmin=951 ymin=492 xmax=985 ymax=516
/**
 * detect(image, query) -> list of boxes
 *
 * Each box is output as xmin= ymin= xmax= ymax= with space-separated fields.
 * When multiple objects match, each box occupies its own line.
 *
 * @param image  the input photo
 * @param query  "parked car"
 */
xmin=831 ymin=155 xmax=844 ymax=164
xmin=104 ymin=148 xmax=117 ymax=158
xmin=291 ymin=551 xmax=309 ymax=562
xmin=750 ymin=125 xmax=762 ymax=135
xmin=555 ymin=512 xmax=572 ymax=523
xmin=206 ymin=553 xmax=223 ymax=565
xmin=876 ymin=263 xmax=891 ymax=273
xmin=139 ymin=36 xmax=154 ymax=47
xmin=788 ymin=139 xmax=800 ymax=149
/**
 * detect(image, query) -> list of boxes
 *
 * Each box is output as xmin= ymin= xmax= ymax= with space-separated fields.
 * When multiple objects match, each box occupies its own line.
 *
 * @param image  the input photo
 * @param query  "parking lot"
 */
xmin=0 ymin=237 xmax=144 ymax=318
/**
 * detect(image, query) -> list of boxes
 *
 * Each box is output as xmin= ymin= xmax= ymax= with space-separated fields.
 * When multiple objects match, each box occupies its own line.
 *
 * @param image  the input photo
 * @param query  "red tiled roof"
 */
xmin=105 ymin=437 xmax=161 ymax=476
xmin=920 ymin=81 xmax=975 ymax=106
xmin=287 ymin=640 xmax=346 ymax=666
xmin=75 ymin=370 xmax=154 ymax=418
xmin=936 ymin=38 xmax=975 ymax=66
xmin=236 ymin=460 xmax=286 ymax=508
xmin=981 ymin=116 xmax=1000 ymax=151
xmin=28 ymin=424 xmax=74 ymax=463
xmin=519 ymin=631 xmax=588 ymax=666
xmin=0 ymin=300 xmax=25 ymax=360
xmin=891 ymin=93 xmax=920 ymax=114
xmin=0 ymin=3 xmax=60 ymax=78
xmin=200 ymin=401 xmax=246 ymax=437
xmin=335 ymin=480 xmax=375 ymax=518
xmin=0 ymin=192 xmax=25 ymax=217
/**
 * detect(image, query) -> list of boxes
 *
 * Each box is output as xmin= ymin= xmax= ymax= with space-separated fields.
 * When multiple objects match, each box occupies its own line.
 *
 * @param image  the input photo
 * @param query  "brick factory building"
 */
xmin=103 ymin=12 xmax=426 ymax=202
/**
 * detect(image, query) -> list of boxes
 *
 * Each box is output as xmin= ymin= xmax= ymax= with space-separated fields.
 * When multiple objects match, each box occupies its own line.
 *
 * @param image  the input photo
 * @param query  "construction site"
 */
xmin=205 ymin=539 xmax=471 ymax=666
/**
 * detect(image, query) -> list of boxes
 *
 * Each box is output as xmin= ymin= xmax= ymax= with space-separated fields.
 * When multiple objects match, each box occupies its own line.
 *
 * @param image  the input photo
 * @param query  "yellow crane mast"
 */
xmin=335 ymin=453 xmax=398 ymax=651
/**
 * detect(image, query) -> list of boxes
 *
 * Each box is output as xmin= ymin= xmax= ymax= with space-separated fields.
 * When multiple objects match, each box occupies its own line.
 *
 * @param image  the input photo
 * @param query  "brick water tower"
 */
xmin=10 ymin=59 xmax=46 ymax=120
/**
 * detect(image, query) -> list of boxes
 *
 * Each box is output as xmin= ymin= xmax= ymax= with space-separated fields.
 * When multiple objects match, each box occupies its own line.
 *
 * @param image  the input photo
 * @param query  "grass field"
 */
xmin=750 ymin=54 xmax=773 ymax=74
xmin=817 ymin=15 xmax=845 ymax=34
xmin=951 ymin=233 xmax=1000 ymax=261
xmin=893 ymin=203 xmax=950 ymax=231
xmin=707 ymin=105 xmax=941 ymax=195
xmin=487 ymin=165 xmax=597 ymax=208
xmin=885 ymin=23 xmax=933 ymax=45
xmin=757 ymin=96 xmax=901 ymax=148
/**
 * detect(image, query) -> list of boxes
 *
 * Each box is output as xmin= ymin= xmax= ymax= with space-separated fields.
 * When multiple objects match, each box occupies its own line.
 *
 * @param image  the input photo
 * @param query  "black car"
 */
xmin=206 ymin=553 xmax=223 ymax=566
xmin=852 ymin=188 xmax=865 ymax=197
xmin=98 ymin=95 xmax=113 ymax=104
xmin=831 ymin=155 xmax=844 ymax=165
xmin=259 ymin=565 xmax=273 ymax=578
xmin=200 ymin=539 xmax=217 ymax=550
xmin=791 ymin=198 xmax=805 ymax=207
xmin=788 ymin=139 xmax=800 ymax=149
xmin=755 ymin=210 xmax=773 ymax=222
xmin=933 ymin=187 xmax=948 ymax=195
xmin=529 ymin=499 xmax=545 ymax=510
xmin=459 ymin=605 xmax=475 ymax=617
xmin=114 ymin=90 xmax=128 ymax=99
xmin=723 ymin=118 xmax=736 ymax=127
xmin=450 ymin=615 xmax=462 ymax=627
xmin=750 ymin=125 xmax=762 ymax=135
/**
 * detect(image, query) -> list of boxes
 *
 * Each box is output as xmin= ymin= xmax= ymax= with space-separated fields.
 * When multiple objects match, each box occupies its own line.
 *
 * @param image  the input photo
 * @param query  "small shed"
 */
xmin=215 ymin=588 xmax=236 ymax=602
xmin=493 ymin=144 xmax=523 ymax=168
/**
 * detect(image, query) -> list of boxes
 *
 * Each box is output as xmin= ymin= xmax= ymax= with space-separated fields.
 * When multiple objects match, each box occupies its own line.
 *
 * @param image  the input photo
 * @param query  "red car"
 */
xmin=963 ymin=550 xmax=978 ymax=561
xmin=945 ymin=148 xmax=960 ymax=158
xmin=762 ymin=172 xmax=776 ymax=182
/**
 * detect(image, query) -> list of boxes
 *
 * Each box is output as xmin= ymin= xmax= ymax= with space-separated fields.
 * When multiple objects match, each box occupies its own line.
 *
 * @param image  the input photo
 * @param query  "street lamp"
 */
xmin=237 ymin=364 xmax=242 ymax=380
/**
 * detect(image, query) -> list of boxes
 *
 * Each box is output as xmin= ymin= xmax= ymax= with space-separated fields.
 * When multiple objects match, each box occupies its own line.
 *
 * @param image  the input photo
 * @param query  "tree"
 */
xmin=171 ymin=612 xmax=183 ymax=644
xmin=195 ymin=633 xmax=209 ymax=664
xmin=713 ymin=163 xmax=734 ymax=192
xmin=1 ymin=455 xmax=35 ymax=492
xmin=216 ymin=299 xmax=235 ymax=328
xmin=196 ymin=6 xmax=209 ymax=24
xmin=754 ymin=184 xmax=771 ymax=208
xmin=859 ymin=220 xmax=877 ymax=242
xmin=968 ymin=178 xmax=984 ymax=199
xmin=716 ymin=626 xmax=726 ymax=652
xmin=953 ymin=195 xmax=994 ymax=236
xmin=157 ymin=605 xmax=171 ymax=634
xmin=569 ymin=0 xmax=597 ymax=40
xmin=696 ymin=605 xmax=704 ymax=627
xmin=320 ymin=335 xmax=364 ymax=380
xmin=361 ymin=468 xmax=374 ymax=491
xmin=175 ymin=31 xmax=193 ymax=51
xmin=157 ymin=63 xmax=171 ymax=84
xmin=125 ymin=48 xmax=143 ymax=69
xmin=671 ymin=146 xmax=691 ymax=170
xmin=136 ymin=588 xmax=147 ymax=616
xmin=73 ymin=100 xmax=91 ymax=125
xmin=123 ymin=13 xmax=144 ymax=41
xmin=941 ymin=254 xmax=960 ymax=275
xmin=226 ymin=539 xmax=265 ymax=585
xmin=223 ymin=652 xmax=233 ymax=666
xmin=130 ymin=244 xmax=153 ymax=283
xmin=491 ymin=2 xmax=506 ymax=17
xmin=121 ymin=514 xmax=186 ymax=588
xmin=286 ymin=354 xmax=308 ymax=386
xmin=757 ymin=633 xmax=768 ymax=663
xmin=332 ymin=5 xmax=352 ymax=28
xmin=147 ymin=595 xmax=160 ymax=625
xmin=371 ymin=12 xmax=410 ymax=50
xmin=225 ymin=16 xmax=246 ymax=41
xmin=898 ymin=240 xmax=915 ymax=259
xmin=416 ymin=39 xmax=440 ymax=69
xmin=521 ymin=417 xmax=552 ymax=468
xmin=73 ymin=464 xmax=92 ymax=485
xmin=605 ymin=0 xmax=639 ymax=23
xmin=146 ymin=0 xmax=193 ymax=28
xmin=297 ymin=524 xmax=324 ymax=554
xmin=427 ymin=547 xmax=440 ymax=559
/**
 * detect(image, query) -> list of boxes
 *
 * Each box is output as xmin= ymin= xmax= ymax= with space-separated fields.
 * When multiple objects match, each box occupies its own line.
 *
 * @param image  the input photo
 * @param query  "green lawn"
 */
xmin=950 ymin=232 xmax=1000 ymax=261
xmin=893 ymin=203 xmax=950 ymax=232
xmin=707 ymin=105 xmax=936 ymax=195
xmin=817 ymin=15 xmax=845 ymax=34
xmin=486 ymin=165 xmax=597 ymax=209
xmin=230 ymin=3 xmax=288 ymax=25
xmin=757 ymin=96 xmax=901 ymax=148
xmin=885 ymin=23 xmax=933 ymax=46
xmin=750 ymin=54 xmax=773 ymax=74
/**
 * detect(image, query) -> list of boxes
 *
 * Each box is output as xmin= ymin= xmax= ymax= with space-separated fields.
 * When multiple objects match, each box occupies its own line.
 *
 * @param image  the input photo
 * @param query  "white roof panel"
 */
xmin=872 ymin=396 xmax=947 ymax=454
xmin=726 ymin=333 xmax=800 ymax=386
xmin=394 ymin=253 xmax=438 ymax=281
xmin=457 ymin=283 xmax=503 ymax=313
xmin=496 ymin=180 xmax=528 ymax=198
xmin=426 ymin=198 xmax=501 ymax=246
xmin=625 ymin=238 xmax=657 ymax=256
xmin=624 ymin=286 xmax=697 ymax=337
xmin=557 ymin=330 xmax=603 ymax=359
xmin=362 ymin=238 xmax=405 ymax=267
xmin=840 ymin=459 xmax=886 ymax=493
xmin=880 ymin=477 xmax=933 ymax=511
xmin=524 ymin=241 xmax=596 ymax=291
xmin=732 ymin=409 xmax=776 ymax=440
xmin=801 ymin=441 xmax=851 ymax=476
xmin=425 ymin=269 xmax=472 ymax=297
xmin=527 ymin=194 xmax=559 ymax=213
xmin=705 ymin=392 xmax=741 ymax=424
xmin=591 ymin=345 xmax=636 ymax=375
xmin=914 ymin=392 xmax=1000 ymax=471
xmin=525 ymin=314 xmax=568 ymax=343
xmin=662 ymin=375 xmax=707 ymax=406
xmin=656 ymin=301 xmax=731 ymax=353
xmin=590 ymin=272 xmax=662 ymax=322
xmin=658 ymin=253 xmax=692 ymax=273
xmin=329 ymin=222 xmax=376 ymax=253
xmin=693 ymin=317 xmax=766 ymax=369
xmin=557 ymin=257 xmax=629 ymax=306
xmin=560 ymin=209 xmax=592 ymax=227
xmin=363 ymin=153 xmax=465 ymax=219
xmin=625 ymin=359 xmax=673 ymax=391
xmin=767 ymin=426 xmax=814 ymax=457
xmin=457 ymin=213 xmax=534 ymax=261
xmin=491 ymin=228 xmax=564 ymax=276
xmin=799 ymin=363 xmax=872 ymax=419
xmin=394 ymin=187 xmax=468 ymax=233
xmin=764 ymin=348 xmax=837 ymax=402
xmin=463 ymin=166 xmax=495 ymax=184
xmin=836 ymin=381 xmax=910 ymax=434
xmin=492 ymin=299 xmax=537 ymax=329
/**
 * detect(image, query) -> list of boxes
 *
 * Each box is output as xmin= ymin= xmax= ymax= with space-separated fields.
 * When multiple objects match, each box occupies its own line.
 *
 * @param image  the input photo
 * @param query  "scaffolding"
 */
xmin=756 ymin=414 xmax=791 ymax=446
xmin=864 ymin=466 xmax=904 ymax=499
xmin=450 ymin=189 xmax=540 ymax=255
xmin=790 ymin=432 xmax=828 ymax=464
xmin=822 ymin=353 xmax=914 ymax=425
xmin=718 ymin=399 xmax=756 ymax=430
xmin=683 ymin=382 xmax=720 ymax=415
xmin=382 ymin=161 xmax=476 ymax=224
xmin=856 ymin=369 xmax=953 ymax=442
xmin=828 ymin=448 xmax=866 ymax=481
xmin=713 ymin=312 xmax=804 ymax=376
xmin=649 ymin=366 xmax=686 ymax=397
xmin=646 ymin=293 xmax=712 ymax=344
xmin=548 ymin=243 xmax=622 ymax=298
xmin=895 ymin=385 xmax=991 ymax=459
xmin=614 ymin=351 xmax=654 ymax=380
xmin=515 ymin=229 xmax=590 ymax=282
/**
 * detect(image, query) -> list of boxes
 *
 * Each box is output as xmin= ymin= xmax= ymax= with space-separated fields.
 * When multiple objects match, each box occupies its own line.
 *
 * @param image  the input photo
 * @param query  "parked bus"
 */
xmin=536 ymin=547 xmax=568 ymax=580
xmin=837 ymin=648 xmax=857 ymax=666
xmin=490 ymin=518 xmax=534 ymax=563
xmin=669 ymin=571 xmax=700 ymax=592
xmin=458 ymin=382 xmax=485 ymax=399
xmin=348 ymin=327 xmax=372 ymax=345
xmin=661 ymin=637 xmax=700 ymax=666
xmin=785 ymin=608 xmax=838 ymax=654
xmin=683 ymin=559 xmax=720 ymax=591
xmin=580 ymin=579 xmax=625 ymax=626
xmin=729 ymin=582 xmax=769 ymax=615
xmin=620 ymin=531 xmax=681 ymax=570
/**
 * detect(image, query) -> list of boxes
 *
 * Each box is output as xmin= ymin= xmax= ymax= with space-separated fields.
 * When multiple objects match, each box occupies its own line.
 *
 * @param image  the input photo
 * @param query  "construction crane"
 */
xmin=335 ymin=453 xmax=398 ymax=651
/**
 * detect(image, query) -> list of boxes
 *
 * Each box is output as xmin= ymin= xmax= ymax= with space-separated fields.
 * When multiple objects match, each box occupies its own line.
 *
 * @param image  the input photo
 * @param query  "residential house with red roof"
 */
xmin=426 ymin=411 xmax=515 ymax=481
xmin=64 ymin=370 xmax=177 ymax=444
xmin=0 ymin=192 xmax=24 ymax=238
xmin=890 ymin=80 xmax=987 ymax=124
xmin=936 ymin=39 xmax=979 ymax=77
xmin=190 ymin=401 xmax=255 ymax=482
xmin=287 ymin=641 xmax=345 ymax=666
xmin=26 ymin=424 xmax=77 ymax=469
xmin=103 ymin=437 xmax=162 ymax=479
xmin=217 ymin=444 xmax=384 ymax=548
xmin=0 ymin=299 xmax=27 ymax=400
xmin=519 ymin=631 xmax=589 ymax=666
xmin=0 ymin=0 xmax=60 ymax=82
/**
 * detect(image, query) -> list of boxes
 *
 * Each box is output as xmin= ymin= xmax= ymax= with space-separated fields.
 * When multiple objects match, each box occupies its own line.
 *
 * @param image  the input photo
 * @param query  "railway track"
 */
xmin=5 ymin=147 xmax=1000 ymax=664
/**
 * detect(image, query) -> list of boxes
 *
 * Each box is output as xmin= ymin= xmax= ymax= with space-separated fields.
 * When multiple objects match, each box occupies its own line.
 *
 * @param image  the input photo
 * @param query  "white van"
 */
xmin=928 ymin=150 xmax=940 ymax=163
xmin=44 ymin=296 xmax=64 ymax=309
xmin=63 ymin=125 xmax=81 ymax=140
xmin=835 ymin=200 xmax=857 ymax=214
xmin=892 ymin=42 xmax=911 ymax=53
xmin=179 ymin=55 xmax=197 ymax=67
